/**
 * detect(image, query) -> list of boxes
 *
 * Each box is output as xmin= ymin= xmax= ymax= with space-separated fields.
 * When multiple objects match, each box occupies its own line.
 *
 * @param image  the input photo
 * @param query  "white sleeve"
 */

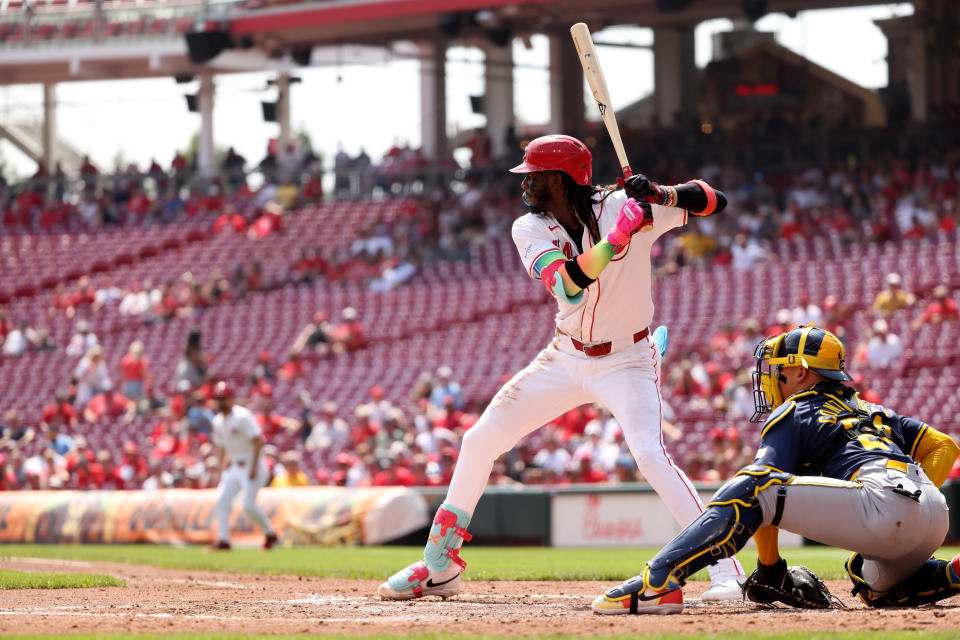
xmin=242 ymin=411 xmax=262 ymax=439
xmin=210 ymin=418 xmax=223 ymax=447
xmin=650 ymin=203 xmax=688 ymax=238
xmin=512 ymin=215 xmax=563 ymax=280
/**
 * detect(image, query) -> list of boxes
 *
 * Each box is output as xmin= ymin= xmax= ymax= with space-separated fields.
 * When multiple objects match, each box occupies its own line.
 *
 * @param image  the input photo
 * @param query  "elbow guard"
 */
xmin=682 ymin=179 xmax=727 ymax=216
xmin=541 ymin=260 xmax=583 ymax=305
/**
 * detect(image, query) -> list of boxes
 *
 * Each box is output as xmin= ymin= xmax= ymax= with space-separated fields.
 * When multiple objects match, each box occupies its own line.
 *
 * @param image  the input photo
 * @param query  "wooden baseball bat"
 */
xmin=570 ymin=22 xmax=633 ymax=179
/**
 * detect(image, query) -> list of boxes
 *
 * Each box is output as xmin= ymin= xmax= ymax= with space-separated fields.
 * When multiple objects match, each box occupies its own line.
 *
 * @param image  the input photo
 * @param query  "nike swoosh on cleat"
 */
xmin=425 ymin=575 xmax=459 ymax=588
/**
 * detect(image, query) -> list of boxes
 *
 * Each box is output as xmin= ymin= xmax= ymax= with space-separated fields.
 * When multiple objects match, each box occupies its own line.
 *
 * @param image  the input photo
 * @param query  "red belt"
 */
xmin=569 ymin=327 xmax=649 ymax=357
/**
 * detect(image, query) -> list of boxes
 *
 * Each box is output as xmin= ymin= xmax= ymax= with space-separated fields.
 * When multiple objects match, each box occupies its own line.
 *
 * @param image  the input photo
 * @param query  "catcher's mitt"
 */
xmin=742 ymin=558 xmax=838 ymax=609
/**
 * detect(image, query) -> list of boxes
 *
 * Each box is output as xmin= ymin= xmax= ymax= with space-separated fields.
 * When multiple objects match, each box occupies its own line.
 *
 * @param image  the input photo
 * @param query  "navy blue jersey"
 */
xmin=754 ymin=382 xmax=928 ymax=480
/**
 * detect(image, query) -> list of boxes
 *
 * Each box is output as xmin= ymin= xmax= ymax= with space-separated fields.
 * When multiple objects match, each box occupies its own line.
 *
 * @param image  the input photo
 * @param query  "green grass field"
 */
xmin=0 ymin=568 xmax=124 ymax=589
xmin=3 ymin=545 xmax=960 ymax=639
xmin=3 ymin=543 xmax=959 ymax=582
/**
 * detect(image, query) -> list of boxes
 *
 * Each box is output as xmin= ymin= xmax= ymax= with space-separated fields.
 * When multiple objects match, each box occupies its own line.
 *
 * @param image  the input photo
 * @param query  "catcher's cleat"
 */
xmin=701 ymin=576 xmax=744 ymax=602
xmin=262 ymin=532 xmax=278 ymax=550
xmin=377 ymin=561 xmax=462 ymax=600
xmin=206 ymin=540 xmax=231 ymax=551
xmin=592 ymin=574 xmax=683 ymax=615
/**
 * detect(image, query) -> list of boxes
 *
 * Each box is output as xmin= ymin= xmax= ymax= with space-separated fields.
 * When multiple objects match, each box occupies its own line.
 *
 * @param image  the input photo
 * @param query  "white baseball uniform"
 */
xmin=444 ymin=189 xmax=742 ymax=582
xmin=211 ymin=404 xmax=275 ymax=543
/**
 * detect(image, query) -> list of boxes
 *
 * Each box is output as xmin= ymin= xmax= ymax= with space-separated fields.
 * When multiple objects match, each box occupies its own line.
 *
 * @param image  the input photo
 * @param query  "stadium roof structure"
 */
xmin=226 ymin=0 xmax=892 ymax=50
xmin=0 ymin=0 xmax=897 ymax=85
xmin=0 ymin=0 xmax=942 ymax=177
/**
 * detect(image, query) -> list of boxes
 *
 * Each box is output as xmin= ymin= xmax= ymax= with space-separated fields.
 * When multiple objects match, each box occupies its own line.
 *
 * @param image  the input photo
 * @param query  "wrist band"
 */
xmin=565 ymin=258 xmax=596 ymax=289
xmin=660 ymin=185 xmax=678 ymax=208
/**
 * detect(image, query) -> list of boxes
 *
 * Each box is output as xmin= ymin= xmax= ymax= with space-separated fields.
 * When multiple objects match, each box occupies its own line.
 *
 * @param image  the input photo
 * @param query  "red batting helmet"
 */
xmin=212 ymin=381 xmax=234 ymax=399
xmin=509 ymin=135 xmax=592 ymax=186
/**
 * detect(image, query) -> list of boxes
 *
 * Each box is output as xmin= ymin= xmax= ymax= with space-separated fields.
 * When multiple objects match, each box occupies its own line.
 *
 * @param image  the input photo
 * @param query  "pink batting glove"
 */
xmin=606 ymin=198 xmax=654 ymax=252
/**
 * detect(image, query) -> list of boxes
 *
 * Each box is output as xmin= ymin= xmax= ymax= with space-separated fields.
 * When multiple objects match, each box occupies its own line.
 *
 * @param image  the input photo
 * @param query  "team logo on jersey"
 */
xmin=551 ymin=239 xmax=573 ymax=258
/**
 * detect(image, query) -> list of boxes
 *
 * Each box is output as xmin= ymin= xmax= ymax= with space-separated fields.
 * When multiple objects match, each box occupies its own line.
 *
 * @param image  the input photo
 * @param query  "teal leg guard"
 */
xmin=423 ymin=502 xmax=472 ymax=573
xmin=385 ymin=503 xmax=472 ymax=596
xmin=846 ymin=553 xmax=960 ymax=607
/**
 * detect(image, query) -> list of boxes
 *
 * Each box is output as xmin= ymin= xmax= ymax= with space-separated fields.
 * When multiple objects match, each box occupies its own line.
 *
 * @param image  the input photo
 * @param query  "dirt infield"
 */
xmin=2 ymin=557 xmax=959 ymax=636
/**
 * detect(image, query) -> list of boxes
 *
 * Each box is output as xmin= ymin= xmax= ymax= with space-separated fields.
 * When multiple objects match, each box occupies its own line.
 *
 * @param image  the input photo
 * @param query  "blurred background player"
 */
xmin=592 ymin=326 xmax=960 ymax=614
xmin=378 ymin=134 xmax=743 ymax=602
xmin=208 ymin=381 xmax=278 ymax=550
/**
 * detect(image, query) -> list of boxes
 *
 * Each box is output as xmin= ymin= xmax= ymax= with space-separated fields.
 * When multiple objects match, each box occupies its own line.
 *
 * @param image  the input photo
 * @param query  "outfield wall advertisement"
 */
xmin=0 ymin=487 xmax=428 ymax=546
xmin=550 ymin=490 xmax=804 ymax=547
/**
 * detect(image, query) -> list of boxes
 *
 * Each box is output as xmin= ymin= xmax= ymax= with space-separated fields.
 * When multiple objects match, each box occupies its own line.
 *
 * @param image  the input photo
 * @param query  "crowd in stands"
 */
xmin=2 ymin=131 xmax=960 ymax=492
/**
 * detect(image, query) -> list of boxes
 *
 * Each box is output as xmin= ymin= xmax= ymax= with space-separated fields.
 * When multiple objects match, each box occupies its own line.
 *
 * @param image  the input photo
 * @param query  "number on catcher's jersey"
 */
xmin=841 ymin=415 xmax=895 ymax=452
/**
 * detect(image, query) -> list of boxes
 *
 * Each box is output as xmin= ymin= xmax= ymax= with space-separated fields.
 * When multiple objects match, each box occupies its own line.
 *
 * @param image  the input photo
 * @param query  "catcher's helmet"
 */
xmin=750 ymin=324 xmax=852 ymax=422
xmin=509 ymin=135 xmax=592 ymax=185
xmin=212 ymin=380 xmax=234 ymax=399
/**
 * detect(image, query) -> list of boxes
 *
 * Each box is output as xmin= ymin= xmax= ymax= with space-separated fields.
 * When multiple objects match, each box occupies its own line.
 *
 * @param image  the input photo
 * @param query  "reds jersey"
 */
xmin=211 ymin=405 xmax=262 ymax=467
xmin=512 ymin=189 xmax=686 ymax=342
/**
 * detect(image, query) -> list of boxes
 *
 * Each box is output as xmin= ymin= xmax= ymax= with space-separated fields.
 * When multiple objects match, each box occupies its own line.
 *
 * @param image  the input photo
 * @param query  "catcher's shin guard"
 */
xmin=846 ymin=553 xmax=960 ymax=607
xmin=646 ymin=466 xmax=785 ymax=588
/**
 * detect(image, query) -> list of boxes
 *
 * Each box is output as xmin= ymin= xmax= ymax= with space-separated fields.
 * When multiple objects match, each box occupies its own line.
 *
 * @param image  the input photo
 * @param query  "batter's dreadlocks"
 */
xmin=559 ymin=172 xmax=615 ymax=245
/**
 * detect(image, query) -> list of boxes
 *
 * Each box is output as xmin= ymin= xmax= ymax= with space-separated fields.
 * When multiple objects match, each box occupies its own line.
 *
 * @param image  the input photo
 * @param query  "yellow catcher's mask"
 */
xmin=750 ymin=324 xmax=852 ymax=422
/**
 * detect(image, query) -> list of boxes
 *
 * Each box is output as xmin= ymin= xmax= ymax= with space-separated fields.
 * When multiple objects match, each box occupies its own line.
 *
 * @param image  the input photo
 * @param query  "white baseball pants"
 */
xmin=214 ymin=461 xmax=274 ymax=542
xmin=447 ymin=335 xmax=742 ymax=580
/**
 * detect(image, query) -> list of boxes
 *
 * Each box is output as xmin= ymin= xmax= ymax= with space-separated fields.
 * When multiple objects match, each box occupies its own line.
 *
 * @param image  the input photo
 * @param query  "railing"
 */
xmin=0 ymin=0 xmax=243 ymax=47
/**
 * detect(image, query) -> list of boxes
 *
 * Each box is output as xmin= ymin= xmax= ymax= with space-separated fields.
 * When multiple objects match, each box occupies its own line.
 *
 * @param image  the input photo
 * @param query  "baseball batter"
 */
xmin=208 ymin=381 xmax=278 ymax=551
xmin=378 ymin=134 xmax=743 ymax=602
xmin=593 ymin=325 xmax=960 ymax=614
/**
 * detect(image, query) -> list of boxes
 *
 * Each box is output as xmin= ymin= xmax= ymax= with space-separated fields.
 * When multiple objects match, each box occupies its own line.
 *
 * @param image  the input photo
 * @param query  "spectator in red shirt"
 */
xmin=71 ymin=452 xmax=104 ymax=490
xmin=555 ymin=405 xmax=597 ymax=441
xmin=764 ymin=308 xmax=793 ymax=337
xmin=331 ymin=307 xmax=367 ymax=353
xmin=64 ymin=435 xmax=94 ymax=473
xmin=171 ymin=152 xmax=189 ymax=189
xmin=433 ymin=394 xmax=464 ymax=433
xmin=278 ymin=349 xmax=306 ymax=381
xmin=250 ymin=202 xmax=284 ymax=239
xmin=709 ymin=322 xmax=742 ymax=356
xmin=212 ymin=205 xmax=248 ymax=235
xmin=911 ymin=284 xmax=959 ymax=329
xmin=2 ymin=449 xmax=25 ymax=490
xmin=126 ymin=186 xmax=151 ymax=219
xmin=40 ymin=392 xmax=78 ymax=432
xmin=372 ymin=457 xmax=416 ymax=486
xmin=94 ymin=449 xmax=125 ymax=490
xmin=570 ymin=454 xmax=609 ymax=483
xmin=0 ymin=312 xmax=11 ymax=341
xmin=302 ymin=172 xmax=324 ymax=202
xmin=149 ymin=412 xmax=180 ymax=460
xmin=119 ymin=340 xmax=152 ymax=402
xmin=84 ymin=390 xmax=135 ymax=424
xmin=350 ymin=405 xmax=380 ymax=447
xmin=118 ymin=441 xmax=148 ymax=487
xmin=254 ymin=396 xmax=298 ymax=442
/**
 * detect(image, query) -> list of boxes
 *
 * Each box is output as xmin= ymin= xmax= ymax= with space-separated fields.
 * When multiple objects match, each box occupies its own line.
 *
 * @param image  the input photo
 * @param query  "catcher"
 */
xmin=593 ymin=324 xmax=960 ymax=614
